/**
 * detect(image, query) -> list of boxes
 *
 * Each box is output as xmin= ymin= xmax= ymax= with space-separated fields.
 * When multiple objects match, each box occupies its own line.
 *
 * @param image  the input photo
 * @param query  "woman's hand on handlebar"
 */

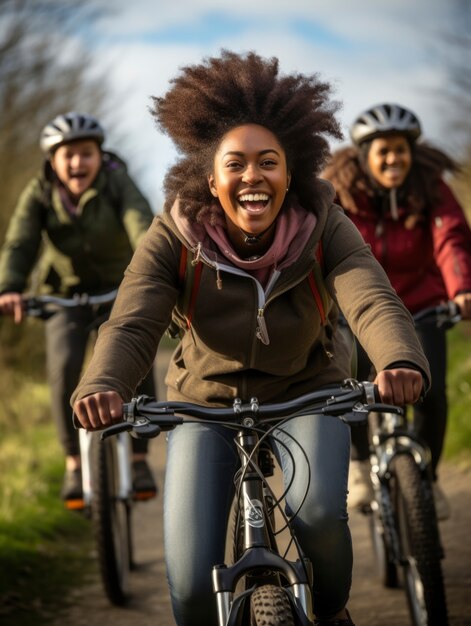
xmin=374 ymin=368 xmax=423 ymax=406
xmin=73 ymin=391 xmax=124 ymax=431
xmin=0 ymin=292 xmax=24 ymax=323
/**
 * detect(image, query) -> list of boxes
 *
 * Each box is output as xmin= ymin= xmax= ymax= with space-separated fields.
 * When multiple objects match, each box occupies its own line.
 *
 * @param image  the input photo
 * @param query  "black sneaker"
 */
xmin=132 ymin=460 xmax=158 ymax=500
xmin=61 ymin=468 xmax=84 ymax=509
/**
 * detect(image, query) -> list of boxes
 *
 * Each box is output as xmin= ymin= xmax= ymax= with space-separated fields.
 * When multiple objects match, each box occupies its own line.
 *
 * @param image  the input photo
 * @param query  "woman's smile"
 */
xmin=237 ymin=192 xmax=271 ymax=214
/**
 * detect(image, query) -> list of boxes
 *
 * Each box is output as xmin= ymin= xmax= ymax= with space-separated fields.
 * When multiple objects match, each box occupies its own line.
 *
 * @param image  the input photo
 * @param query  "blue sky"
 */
xmin=82 ymin=0 xmax=461 ymax=210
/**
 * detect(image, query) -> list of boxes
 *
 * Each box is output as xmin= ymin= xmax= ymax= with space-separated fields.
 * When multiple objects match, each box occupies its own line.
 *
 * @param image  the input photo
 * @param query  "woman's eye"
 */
xmin=261 ymin=159 xmax=277 ymax=167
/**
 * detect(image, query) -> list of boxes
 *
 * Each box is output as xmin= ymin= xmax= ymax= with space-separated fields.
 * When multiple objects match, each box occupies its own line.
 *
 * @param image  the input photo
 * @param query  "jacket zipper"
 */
xmin=193 ymin=247 xmax=270 ymax=344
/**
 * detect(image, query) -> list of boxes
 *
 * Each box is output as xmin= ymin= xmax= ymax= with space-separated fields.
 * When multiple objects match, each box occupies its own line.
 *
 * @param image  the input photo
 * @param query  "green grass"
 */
xmin=0 ymin=371 xmax=93 ymax=625
xmin=443 ymin=324 xmax=471 ymax=463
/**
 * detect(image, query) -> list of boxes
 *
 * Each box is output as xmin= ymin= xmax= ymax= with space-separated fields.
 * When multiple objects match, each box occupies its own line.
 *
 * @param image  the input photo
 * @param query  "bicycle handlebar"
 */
xmin=412 ymin=301 xmax=461 ymax=327
xmin=84 ymin=379 xmax=403 ymax=440
xmin=22 ymin=289 xmax=118 ymax=319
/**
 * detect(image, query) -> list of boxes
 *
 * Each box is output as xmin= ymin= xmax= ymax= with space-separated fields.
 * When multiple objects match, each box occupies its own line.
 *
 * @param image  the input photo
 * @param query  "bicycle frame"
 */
xmin=212 ymin=423 xmax=314 ymax=626
xmin=108 ymin=382 xmax=392 ymax=625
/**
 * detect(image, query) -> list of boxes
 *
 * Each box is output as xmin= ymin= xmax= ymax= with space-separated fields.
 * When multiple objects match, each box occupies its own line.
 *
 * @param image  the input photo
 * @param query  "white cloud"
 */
xmin=84 ymin=0 xmax=458 ymax=211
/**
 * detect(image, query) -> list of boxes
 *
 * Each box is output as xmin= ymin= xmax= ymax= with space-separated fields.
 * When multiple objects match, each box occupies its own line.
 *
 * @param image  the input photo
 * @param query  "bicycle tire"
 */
xmin=90 ymin=435 xmax=132 ymax=606
xmin=250 ymin=584 xmax=295 ymax=626
xmin=391 ymin=453 xmax=448 ymax=626
xmin=368 ymin=501 xmax=398 ymax=588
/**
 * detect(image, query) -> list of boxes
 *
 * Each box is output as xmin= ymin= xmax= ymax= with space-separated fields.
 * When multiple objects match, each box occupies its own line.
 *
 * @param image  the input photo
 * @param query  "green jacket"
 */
xmin=0 ymin=155 xmax=154 ymax=296
xmin=72 ymin=180 xmax=430 ymax=407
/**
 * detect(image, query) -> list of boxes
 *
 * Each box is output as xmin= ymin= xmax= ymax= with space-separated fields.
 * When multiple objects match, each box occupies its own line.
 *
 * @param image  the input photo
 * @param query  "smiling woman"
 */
xmin=323 ymin=102 xmax=471 ymax=518
xmin=72 ymin=51 xmax=431 ymax=626
xmin=0 ymin=111 xmax=158 ymax=505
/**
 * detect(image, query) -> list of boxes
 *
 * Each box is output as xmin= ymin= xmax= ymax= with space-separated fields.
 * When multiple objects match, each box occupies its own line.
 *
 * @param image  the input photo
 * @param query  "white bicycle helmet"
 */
xmin=350 ymin=103 xmax=421 ymax=146
xmin=40 ymin=112 xmax=105 ymax=154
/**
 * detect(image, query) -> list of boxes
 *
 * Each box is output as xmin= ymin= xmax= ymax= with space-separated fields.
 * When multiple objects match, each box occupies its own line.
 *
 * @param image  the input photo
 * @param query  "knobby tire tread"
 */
xmin=392 ymin=453 xmax=448 ymax=626
xmin=250 ymin=585 xmax=295 ymax=626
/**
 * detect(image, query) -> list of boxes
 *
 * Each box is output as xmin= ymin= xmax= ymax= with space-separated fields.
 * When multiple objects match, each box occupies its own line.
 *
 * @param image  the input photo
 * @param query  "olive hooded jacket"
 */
xmin=0 ymin=154 xmax=154 ymax=296
xmin=71 ymin=180 xmax=430 ymax=407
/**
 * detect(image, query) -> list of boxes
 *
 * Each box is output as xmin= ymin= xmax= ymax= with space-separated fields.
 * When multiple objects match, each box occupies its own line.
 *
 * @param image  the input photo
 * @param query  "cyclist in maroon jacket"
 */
xmin=323 ymin=103 xmax=471 ymax=520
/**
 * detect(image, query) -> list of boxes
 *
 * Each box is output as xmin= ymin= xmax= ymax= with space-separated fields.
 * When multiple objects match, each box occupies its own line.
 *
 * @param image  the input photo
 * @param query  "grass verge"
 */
xmin=444 ymin=324 xmax=471 ymax=464
xmin=0 ymin=382 xmax=94 ymax=625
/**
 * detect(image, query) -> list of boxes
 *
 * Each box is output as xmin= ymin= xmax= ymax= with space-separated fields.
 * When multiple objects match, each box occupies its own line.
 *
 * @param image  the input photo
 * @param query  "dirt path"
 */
xmin=53 ymin=350 xmax=471 ymax=626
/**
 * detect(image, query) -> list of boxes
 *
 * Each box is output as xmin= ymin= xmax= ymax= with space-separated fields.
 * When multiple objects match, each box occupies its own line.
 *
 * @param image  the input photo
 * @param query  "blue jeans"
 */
xmin=163 ymin=413 xmax=352 ymax=625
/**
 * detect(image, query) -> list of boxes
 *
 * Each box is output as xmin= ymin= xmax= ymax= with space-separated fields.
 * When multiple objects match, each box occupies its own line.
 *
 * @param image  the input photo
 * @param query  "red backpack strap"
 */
xmin=178 ymin=245 xmax=188 ymax=283
xmin=176 ymin=244 xmax=203 ymax=331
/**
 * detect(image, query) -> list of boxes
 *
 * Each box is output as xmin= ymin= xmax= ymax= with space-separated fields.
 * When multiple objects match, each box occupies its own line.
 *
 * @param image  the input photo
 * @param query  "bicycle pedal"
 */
xmin=64 ymin=498 xmax=86 ymax=511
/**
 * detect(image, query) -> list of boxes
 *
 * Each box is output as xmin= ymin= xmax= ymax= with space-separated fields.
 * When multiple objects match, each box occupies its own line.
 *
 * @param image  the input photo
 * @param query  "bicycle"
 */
xmin=20 ymin=290 xmax=134 ymax=606
xmin=91 ymin=378 xmax=400 ymax=625
xmin=362 ymin=302 xmax=461 ymax=626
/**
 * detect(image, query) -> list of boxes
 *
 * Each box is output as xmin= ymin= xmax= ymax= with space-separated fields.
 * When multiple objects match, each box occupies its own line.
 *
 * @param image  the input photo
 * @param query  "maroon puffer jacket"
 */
xmin=346 ymin=181 xmax=471 ymax=314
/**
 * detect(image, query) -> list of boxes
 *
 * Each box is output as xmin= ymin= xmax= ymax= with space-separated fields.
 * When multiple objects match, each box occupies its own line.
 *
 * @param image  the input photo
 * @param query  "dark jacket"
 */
xmin=0 ymin=154 xmax=154 ymax=296
xmin=72 ymin=180 xmax=430 ymax=407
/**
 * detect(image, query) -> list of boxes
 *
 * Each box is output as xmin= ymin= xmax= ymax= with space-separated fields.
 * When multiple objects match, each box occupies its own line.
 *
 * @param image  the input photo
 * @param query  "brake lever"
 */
xmin=100 ymin=421 xmax=134 ymax=440
xmin=131 ymin=422 xmax=162 ymax=439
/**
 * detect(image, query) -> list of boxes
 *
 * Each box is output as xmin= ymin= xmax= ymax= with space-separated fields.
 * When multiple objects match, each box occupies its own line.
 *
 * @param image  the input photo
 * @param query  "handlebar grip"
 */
xmin=373 ymin=385 xmax=381 ymax=403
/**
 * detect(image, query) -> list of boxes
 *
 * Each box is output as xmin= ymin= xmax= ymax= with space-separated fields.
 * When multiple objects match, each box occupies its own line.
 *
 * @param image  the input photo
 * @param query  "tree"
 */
xmin=0 ymin=0 xmax=107 ymax=241
xmin=435 ymin=0 xmax=471 ymax=215
xmin=0 ymin=0 xmax=108 ymax=376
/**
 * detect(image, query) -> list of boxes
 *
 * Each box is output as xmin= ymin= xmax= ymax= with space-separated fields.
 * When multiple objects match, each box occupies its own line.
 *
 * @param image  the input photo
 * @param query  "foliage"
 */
xmin=0 ymin=0 xmax=109 ymax=371
xmin=444 ymin=324 xmax=471 ymax=462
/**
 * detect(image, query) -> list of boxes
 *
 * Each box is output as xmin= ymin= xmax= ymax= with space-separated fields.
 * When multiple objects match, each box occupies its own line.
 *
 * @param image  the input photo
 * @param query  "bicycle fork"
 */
xmin=212 ymin=429 xmax=314 ymax=625
xmin=76 ymin=430 xmax=132 ymax=511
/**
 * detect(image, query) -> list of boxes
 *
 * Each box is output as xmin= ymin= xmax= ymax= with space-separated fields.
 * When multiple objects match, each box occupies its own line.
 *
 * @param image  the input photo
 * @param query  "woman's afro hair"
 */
xmin=150 ymin=49 xmax=342 ymax=221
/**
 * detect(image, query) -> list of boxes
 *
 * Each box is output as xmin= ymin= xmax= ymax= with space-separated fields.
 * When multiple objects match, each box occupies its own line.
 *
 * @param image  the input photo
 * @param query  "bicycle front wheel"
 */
xmin=90 ymin=435 xmax=132 ymax=606
xmin=391 ymin=453 xmax=448 ymax=626
xmin=250 ymin=585 xmax=295 ymax=626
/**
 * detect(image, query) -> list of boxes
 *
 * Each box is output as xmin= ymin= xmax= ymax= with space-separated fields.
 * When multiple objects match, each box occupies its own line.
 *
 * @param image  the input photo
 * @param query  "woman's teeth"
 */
xmin=238 ymin=193 xmax=269 ymax=202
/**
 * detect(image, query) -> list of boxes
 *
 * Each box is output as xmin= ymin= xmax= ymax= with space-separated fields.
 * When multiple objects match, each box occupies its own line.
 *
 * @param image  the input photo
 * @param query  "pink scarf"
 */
xmin=171 ymin=201 xmax=317 ymax=287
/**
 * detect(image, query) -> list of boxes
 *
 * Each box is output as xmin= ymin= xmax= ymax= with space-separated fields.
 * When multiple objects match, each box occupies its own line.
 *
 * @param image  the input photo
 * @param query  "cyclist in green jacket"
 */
xmin=0 ymin=112 xmax=157 ymax=501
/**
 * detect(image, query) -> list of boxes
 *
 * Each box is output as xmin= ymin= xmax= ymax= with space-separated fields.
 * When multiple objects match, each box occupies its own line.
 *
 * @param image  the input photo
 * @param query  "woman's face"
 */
xmin=208 ymin=124 xmax=291 ymax=241
xmin=367 ymin=135 xmax=412 ymax=189
xmin=51 ymin=139 xmax=102 ymax=198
